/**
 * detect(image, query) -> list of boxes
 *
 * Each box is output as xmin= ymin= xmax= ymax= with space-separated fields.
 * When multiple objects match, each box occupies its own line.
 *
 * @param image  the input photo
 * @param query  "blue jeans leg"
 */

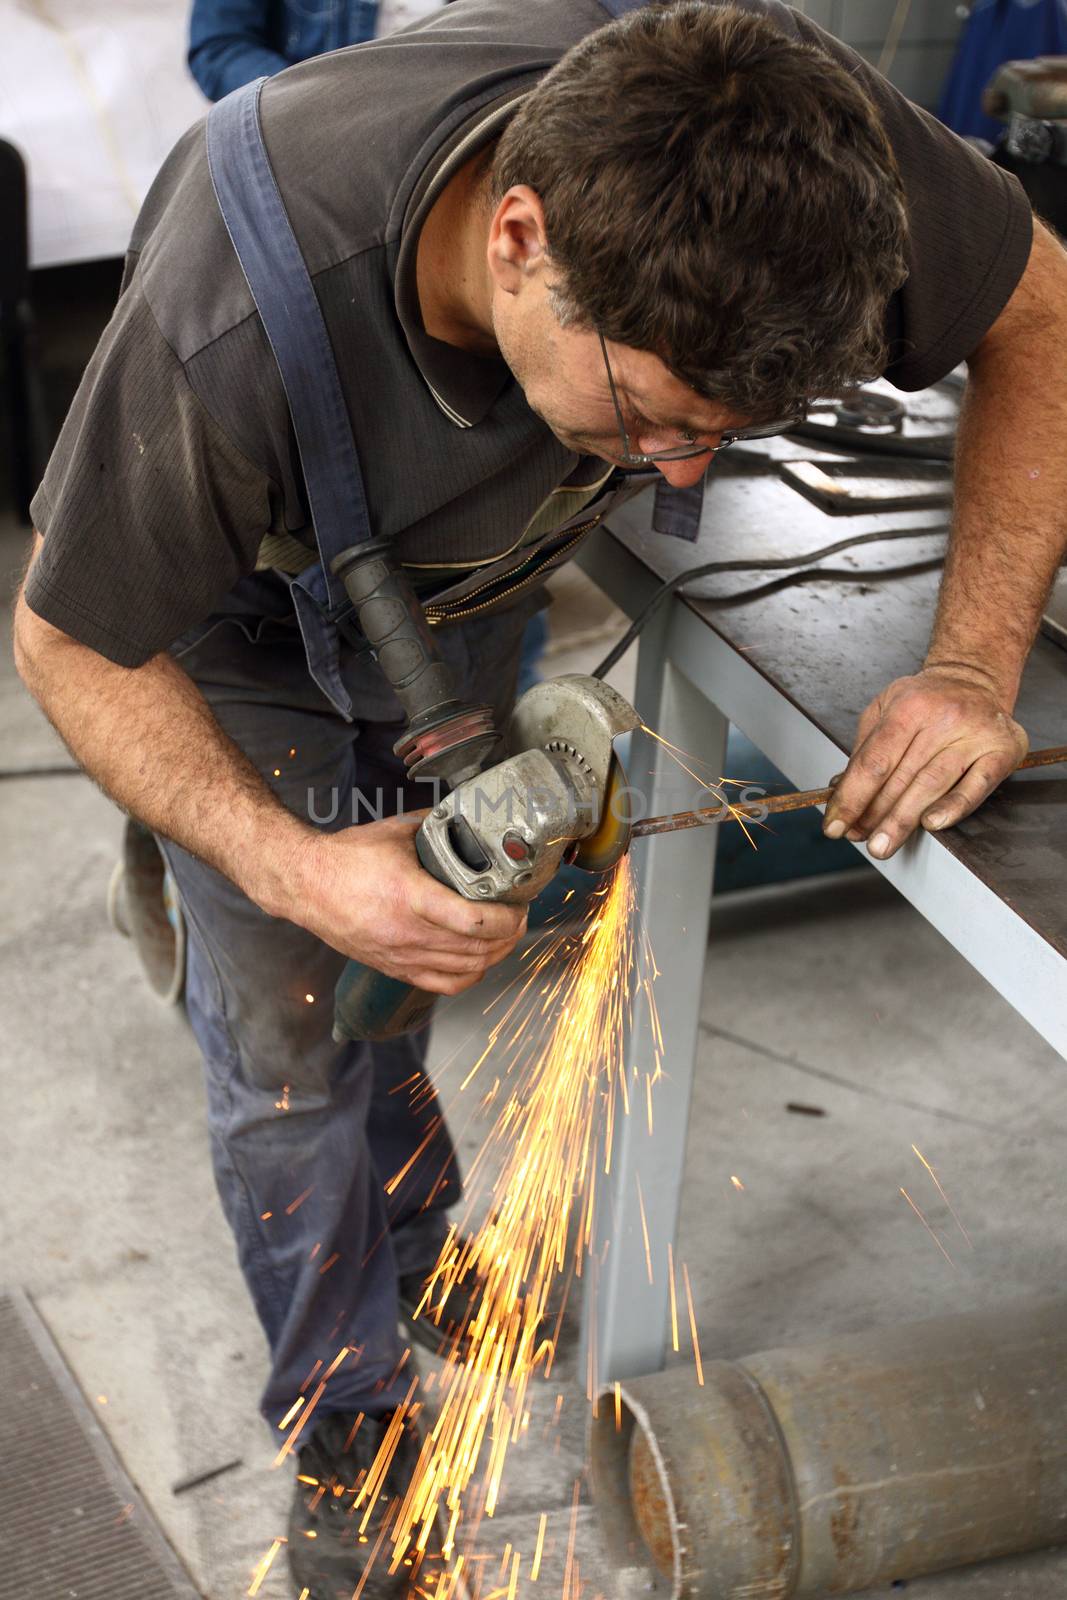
xmin=161 ymin=816 xmax=456 ymax=1428
xmin=162 ymin=603 xmax=524 ymax=1428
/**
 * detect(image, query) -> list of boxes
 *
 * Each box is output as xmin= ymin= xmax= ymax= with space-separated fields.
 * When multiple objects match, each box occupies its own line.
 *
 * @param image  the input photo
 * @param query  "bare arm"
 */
xmin=13 ymin=537 xmax=524 ymax=993
xmin=823 ymin=220 xmax=1067 ymax=857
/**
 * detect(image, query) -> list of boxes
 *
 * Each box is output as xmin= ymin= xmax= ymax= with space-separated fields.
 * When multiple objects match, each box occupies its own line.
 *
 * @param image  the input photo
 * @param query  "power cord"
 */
xmin=591 ymin=524 xmax=949 ymax=680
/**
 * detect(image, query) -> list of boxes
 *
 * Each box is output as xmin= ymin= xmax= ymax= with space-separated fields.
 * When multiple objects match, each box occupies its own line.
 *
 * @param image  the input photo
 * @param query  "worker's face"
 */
xmin=487 ymin=187 xmax=751 ymax=488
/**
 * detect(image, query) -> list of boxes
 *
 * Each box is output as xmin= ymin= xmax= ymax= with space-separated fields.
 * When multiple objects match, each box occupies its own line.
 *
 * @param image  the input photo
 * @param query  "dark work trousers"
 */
xmin=160 ymin=593 xmax=530 ymax=1429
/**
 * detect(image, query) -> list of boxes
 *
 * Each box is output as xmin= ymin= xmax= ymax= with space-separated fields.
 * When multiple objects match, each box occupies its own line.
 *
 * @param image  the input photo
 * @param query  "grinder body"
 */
xmin=332 ymin=676 xmax=639 ymax=1042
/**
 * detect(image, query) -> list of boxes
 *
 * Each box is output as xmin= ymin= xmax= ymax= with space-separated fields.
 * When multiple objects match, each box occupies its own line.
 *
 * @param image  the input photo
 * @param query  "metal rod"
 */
xmin=631 ymin=743 xmax=1067 ymax=839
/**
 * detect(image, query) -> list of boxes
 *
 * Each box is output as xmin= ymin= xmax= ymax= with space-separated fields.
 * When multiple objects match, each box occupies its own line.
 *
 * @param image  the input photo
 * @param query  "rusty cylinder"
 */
xmin=589 ymin=1298 xmax=1067 ymax=1598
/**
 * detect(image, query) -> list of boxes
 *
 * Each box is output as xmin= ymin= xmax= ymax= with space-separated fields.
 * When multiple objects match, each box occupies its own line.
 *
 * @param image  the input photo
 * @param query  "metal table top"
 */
xmin=597 ymin=442 xmax=1067 ymax=967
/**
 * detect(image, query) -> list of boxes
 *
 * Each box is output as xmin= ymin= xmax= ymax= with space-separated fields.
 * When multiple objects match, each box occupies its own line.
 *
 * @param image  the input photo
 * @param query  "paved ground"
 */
xmin=4 ymin=273 xmax=1067 ymax=1598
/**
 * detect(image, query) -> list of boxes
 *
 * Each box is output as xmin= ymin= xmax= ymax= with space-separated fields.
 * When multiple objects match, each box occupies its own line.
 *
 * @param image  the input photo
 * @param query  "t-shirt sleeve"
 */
xmin=787 ymin=7 xmax=1033 ymax=391
xmin=26 ymin=268 xmax=278 ymax=666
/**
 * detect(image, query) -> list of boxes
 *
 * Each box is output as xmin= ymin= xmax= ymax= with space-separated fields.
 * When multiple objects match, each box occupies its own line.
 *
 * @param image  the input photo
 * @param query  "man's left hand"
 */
xmin=822 ymin=665 xmax=1028 ymax=859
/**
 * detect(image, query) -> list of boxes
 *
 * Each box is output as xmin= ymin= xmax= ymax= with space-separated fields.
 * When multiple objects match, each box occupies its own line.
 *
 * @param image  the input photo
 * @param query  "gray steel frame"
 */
xmin=578 ymin=526 xmax=1067 ymax=1383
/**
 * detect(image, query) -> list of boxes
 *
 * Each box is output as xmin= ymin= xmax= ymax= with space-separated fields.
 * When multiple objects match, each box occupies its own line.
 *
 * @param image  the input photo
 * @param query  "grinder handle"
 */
xmin=331 ymin=539 xmax=455 ymax=726
xmin=332 ymin=963 xmax=437 ymax=1043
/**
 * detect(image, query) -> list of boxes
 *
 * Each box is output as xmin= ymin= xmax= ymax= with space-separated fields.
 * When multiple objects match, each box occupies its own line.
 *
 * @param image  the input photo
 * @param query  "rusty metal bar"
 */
xmin=631 ymin=744 xmax=1067 ymax=839
xmin=590 ymin=1299 xmax=1067 ymax=1598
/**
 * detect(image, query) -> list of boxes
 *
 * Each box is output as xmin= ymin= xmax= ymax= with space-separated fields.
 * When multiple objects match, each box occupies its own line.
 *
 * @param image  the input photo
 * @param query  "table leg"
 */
xmin=582 ymin=606 xmax=727 ymax=1384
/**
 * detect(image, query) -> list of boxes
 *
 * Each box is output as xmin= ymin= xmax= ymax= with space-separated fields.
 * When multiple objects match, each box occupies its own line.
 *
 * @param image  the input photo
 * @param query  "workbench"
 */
xmin=577 ymin=440 xmax=1067 ymax=1383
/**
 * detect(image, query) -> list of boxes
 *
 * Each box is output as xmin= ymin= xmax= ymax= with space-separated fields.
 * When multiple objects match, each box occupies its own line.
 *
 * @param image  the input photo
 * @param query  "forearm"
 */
xmin=926 ymin=233 xmax=1067 ymax=707
xmin=13 ymin=586 xmax=310 ymax=919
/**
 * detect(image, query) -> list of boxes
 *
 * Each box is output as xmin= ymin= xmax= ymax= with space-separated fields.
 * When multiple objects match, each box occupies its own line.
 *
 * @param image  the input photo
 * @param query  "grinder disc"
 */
xmin=573 ymin=751 xmax=633 ymax=873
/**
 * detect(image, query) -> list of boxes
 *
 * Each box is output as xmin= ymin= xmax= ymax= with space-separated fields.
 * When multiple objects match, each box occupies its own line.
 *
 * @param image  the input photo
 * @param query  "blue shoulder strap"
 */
xmin=205 ymin=78 xmax=369 ymax=615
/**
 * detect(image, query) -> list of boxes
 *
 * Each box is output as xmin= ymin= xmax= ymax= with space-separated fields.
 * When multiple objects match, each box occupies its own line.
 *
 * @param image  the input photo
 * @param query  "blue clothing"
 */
xmin=189 ymin=0 xmax=380 ymax=102
xmin=938 ymin=0 xmax=1067 ymax=142
xmin=161 ymin=599 xmax=526 ymax=1426
xmin=153 ymin=77 xmax=535 ymax=1431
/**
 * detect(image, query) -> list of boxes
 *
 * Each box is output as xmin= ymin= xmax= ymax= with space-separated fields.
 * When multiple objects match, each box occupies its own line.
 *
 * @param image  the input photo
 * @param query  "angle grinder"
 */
xmin=326 ymin=538 xmax=638 ymax=1043
xmin=332 ymin=673 xmax=639 ymax=1041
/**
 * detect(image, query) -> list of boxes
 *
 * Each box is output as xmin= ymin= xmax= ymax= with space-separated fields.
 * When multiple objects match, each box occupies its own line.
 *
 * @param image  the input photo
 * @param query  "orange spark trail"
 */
xmin=248 ymin=1537 xmax=285 ymax=1595
xmin=900 ymin=1187 xmax=956 ymax=1267
xmin=530 ymin=1512 xmax=547 ymax=1581
xmin=682 ymin=1263 xmax=705 ymax=1387
xmin=636 ymin=1175 xmax=654 ymax=1285
xmin=362 ymin=859 xmax=658 ymax=1577
xmin=640 ymin=724 xmax=763 ymax=848
xmin=667 ymin=1243 xmax=680 ymax=1353
xmin=912 ymin=1145 xmax=973 ymax=1247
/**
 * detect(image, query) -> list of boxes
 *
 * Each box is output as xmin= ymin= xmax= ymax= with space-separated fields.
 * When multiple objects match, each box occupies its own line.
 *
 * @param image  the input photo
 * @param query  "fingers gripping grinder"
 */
xmin=329 ymin=541 xmax=638 ymax=1043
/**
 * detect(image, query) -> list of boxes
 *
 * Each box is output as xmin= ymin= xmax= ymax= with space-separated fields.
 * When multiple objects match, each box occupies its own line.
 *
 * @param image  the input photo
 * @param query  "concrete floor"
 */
xmin=4 ymin=328 xmax=1067 ymax=1594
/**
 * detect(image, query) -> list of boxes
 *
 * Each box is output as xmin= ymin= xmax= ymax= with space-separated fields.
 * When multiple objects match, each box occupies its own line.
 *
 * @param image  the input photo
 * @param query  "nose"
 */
xmin=653 ymin=453 xmax=713 ymax=489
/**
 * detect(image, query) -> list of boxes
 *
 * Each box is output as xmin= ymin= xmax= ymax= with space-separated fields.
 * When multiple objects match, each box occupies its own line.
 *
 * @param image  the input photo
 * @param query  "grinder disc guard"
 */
xmin=573 ymin=751 xmax=633 ymax=872
xmin=506 ymin=675 xmax=640 ymax=875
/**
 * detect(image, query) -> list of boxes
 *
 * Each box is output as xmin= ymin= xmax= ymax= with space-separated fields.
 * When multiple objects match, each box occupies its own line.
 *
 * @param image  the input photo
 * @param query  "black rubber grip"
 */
xmin=331 ymin=539 xmax=456 ymax=722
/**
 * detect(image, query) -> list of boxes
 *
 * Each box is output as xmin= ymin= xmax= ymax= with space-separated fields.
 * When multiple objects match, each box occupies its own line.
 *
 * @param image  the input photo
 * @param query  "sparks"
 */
xmin=639 ymin=724 xmax=763 ymax=848
xmin=636 ymin=1174 xmax=654 ymax=1285
xmin=278 ymin=1396 xmax=304 ymax=1430
xmin=730 ymin=1174 xmax=744 ymax=1191
xmin=900 ymin=1186 xmax=956 ymax=1267
xmin=359 ymin=858 xmax=659 ymax=1576
xmin=682 ymin=1263 xmax=705 ymax=1387
xmin=248 ymin=1537 xmax=285 ymax=1595
xmin=530 ymin=1512 xmax=547 ymax=1581
xmin=667 ymin=1243 xmax=680 ymax=1353
xmin=912 ymin=1145 xmax=973 ymax=1248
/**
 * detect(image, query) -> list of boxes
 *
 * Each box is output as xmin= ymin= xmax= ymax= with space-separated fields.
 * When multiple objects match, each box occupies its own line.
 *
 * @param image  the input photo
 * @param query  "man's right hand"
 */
xmin=288 ymin=813 xmax=528 ymax=995
xmin=14 ymin=568 xmax=523 ymax=997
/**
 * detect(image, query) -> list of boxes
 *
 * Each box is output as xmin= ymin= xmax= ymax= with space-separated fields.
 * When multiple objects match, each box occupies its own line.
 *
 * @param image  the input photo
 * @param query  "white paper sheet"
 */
xmin=0 ymin=0 xmax=208 ymax=268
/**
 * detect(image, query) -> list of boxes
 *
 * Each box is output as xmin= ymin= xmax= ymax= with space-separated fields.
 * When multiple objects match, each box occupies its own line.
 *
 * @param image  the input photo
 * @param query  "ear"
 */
xmin=487 ymin=184 xmax=549 ymax=298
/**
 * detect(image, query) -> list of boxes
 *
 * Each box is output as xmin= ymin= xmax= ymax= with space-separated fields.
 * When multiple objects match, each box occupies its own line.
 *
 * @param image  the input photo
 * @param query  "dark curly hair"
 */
xmin=492 ymin=2 xmax=909 ymax=419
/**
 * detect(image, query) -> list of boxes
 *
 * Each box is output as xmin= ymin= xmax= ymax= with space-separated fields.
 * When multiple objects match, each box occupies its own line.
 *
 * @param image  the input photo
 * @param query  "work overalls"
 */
xmin=166 ymin=0 xmax=674 ymax=1432
xmin=154 ymin=69 xmax=636 ymax=1432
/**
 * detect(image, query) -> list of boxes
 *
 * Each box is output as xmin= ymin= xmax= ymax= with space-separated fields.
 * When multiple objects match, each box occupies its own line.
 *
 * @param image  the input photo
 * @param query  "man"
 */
xmin=14 ymin=1 xmax=1067 ymax=1593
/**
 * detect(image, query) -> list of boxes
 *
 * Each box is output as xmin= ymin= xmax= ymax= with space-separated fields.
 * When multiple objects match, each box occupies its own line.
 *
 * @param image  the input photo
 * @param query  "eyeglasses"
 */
xmin=598 ymin=331 xmax=803 ymax=466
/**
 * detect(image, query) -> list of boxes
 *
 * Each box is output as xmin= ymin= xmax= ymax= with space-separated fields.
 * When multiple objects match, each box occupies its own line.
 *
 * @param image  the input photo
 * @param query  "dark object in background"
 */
xmin=984 ymin=55 xmax=1067 ymax=234
xmin=108 ymin=817 xmax=187 ymax=1006
xmin=171 ymin=1458 xmax=243 ymax=1496
xmin=0 ymin=138 xmax=47 ymax=524
xmin=938 ymin=0 xmax=1067 ymax=143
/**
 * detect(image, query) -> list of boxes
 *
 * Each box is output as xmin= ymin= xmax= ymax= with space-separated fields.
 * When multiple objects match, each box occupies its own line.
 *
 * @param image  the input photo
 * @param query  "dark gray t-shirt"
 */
xmin=27 ymin=0 xmax=1032 ymax=667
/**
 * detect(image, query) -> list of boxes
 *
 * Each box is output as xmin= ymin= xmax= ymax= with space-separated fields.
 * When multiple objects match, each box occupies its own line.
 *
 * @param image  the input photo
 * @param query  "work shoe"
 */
xmin=288 ymin=1410 xmax=423 ymax=1599
xmin=397 ymin=1260 xmax=485 ymax=1361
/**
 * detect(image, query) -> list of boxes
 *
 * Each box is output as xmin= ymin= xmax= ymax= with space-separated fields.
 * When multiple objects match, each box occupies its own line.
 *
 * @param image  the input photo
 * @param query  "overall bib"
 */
xmin=161 ymin=0 xmax=667 ymax=1431
xmin=160 ymin=79 xmax=531 ymax=1430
